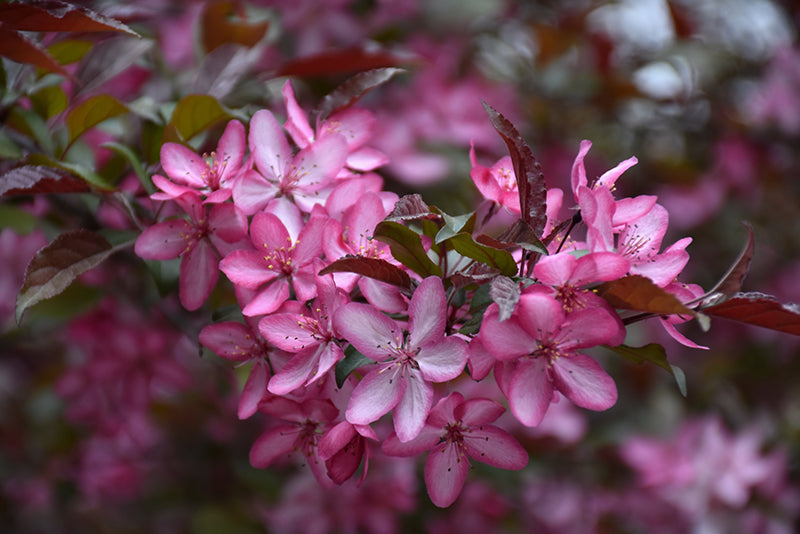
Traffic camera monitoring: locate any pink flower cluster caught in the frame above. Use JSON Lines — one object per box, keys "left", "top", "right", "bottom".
{"left": 134, "top": 81, "right": 700, "bottom": 507}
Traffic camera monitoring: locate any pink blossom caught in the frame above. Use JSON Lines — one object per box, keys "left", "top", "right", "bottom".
{"left": 249, "top": 396, "right": 340, "bottom": 486}
{"left": 318, "top": 420, "right": 378, "bottom": 485}
{"left": 135, "top": 191, "right": 248, "bottom": 310}
{"left": 282, "top": 81, "right": 389, "bottom": 174}
{"left": 480, "top": 291, "right": 620, "bottom": 426}
{"left": 233, "top": 109, "right": 347, "bottom": 214}
{"left": 258, "top": 270, "right": 347, "bottom": 394}
{"left": 219, "top": 204, "right": 326, "bottom": 316}
{"left": 469, "top": 143, "right": 520, "bottom": 213}
{"left": 333, "top": 276, "right": 468, "bottom": 442}
{"left": 152, "top": 119, "right": 246, "bottom": 203}
{"left": 382, "top": 392, "right": 528, "bottom": 507}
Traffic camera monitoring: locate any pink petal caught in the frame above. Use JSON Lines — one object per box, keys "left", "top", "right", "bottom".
{"left": 134, "top": 219, "right": 192, "bottom": 260}
{"left": 219, "top": 250, "right": 278, "bottom": 289}
{"left": 572, "top": 252, "right": 630, "bottom": 285}
{"left": 249, "top": 425, "right": 299, "bottom": 468}
{"left": 345, "top": 368, "right": 406, "bottom": 425}
{"left": 479, "top": 306, "right": 538, "bottom": 361}
{"left": 208, "top": 203, "right": 247, "bottom": 243}
{"left": 516, "top": 292, "right": 565, "bottom": 340}
{"left": 555, "top": 308, "right": 623, "bottom": 350}
{"left": 268, "top": 348, "right": 318, "bottom": 395}
{"left": 241, "top": 278, "right": 290, "bottom": 316}
{"left": 346, "top": 147, "right": 389, "bottom": 171}
{"left": 160, "top": 142, "right": 207, "bottom": 188}
{"left": 416, "top": 338, "right": 468, "bottom": 382}
{"left": 217, "top": 119, "right": 246, "bottom": 182}
{"left": 318, "top": 421, "right": 356, "bottom": 461}
{"left": 314, "top": 342, "right": 344, "bottom": 382}
{"left": 291, "top": 133, "right": 347, "bottom": 192}
{"left": 393, "top": 372, "right": 433, "bottom": 442}
{"left": 458, "top": 398, "right": 505, "bottom": 426}
{"left": 359, "top": 277, "right": 407, "bottom": 313}
{"left": 179, "top": 239, "right": 218, "bottom": 310}
{"left": 325, "top": 108, "right": 374, "bottom": 149}
{"left": 425, "top": 442, "right": 470, "bottom": 508}
{"left": 467, "top": 336, "right": 495, "bottom": 381}
{"left": 281, "top": 81, "right": 314, "bottom": 149}
{"left": 551, "top": 353, "right": 617, "bottom": 411}
{"left": 570, "top": 139, "right": 592, "bottom": 199}
{"left": 579, "top": 185, "right": 615, "bottom": 253}
{"left": 232, "top": 169, "right": 278, "bottom": 215}
{"left": 249, "top": 212, "right": 290, "bottom": 250}
{"left": 508, "top": 358, "right": 553, "bottom": 427}
{"left": 151, "top": 174, "right": 194, "bottom": 199}
{"left": 596, "top": 156, "right": 637, "bottom": 189}
{"left": 333, "top": 302, "right": 402, "bottom": 361}
{"left": 249, "top": 109, "right": 291, "bottom": 181}
{"left": 659, "top": 318, "right": 709, "bottom": 349}
{"left": 427, "top": 392, "right": 463, "bottom": 427}
{"left": 464, "top": 425, "right": 528, "bottom": 470}
{"left": 199, "top": 322, "right": 259, "bottom": 361}
{"left": 238, "top": 360, "right": 268, "bottom": 419}
{"left": 382, "top": 425, "right": 442, "bottom": 457}
{"left": 408, "top": 276, "right": 447, "bottom": 349}
{"left": 612, "top": 195, "right": 657, "bottom": 227}
{"left": 533, "top": 252, "right": 576, "bottom": 287}
{"left": 259, "top": 313, "right": 318, "bottom": 352}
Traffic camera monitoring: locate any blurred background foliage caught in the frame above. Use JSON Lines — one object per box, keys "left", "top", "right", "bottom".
{"left": 1, "top": 0, "right": 800, "bottom": 532}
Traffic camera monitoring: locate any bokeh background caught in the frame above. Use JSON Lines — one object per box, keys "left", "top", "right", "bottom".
{"left": 2, "top": 0, "right": 800, "bottom": 532}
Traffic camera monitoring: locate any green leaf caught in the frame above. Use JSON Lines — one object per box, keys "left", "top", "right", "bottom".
{"left": 433, "top": 210, "right": 475, "bottom": 244}
{"left": 374, "top": 220, "right": 442, "bottom": 278}
{"left": 165, "top": 94, "right": 233, "bottom": 143}
{"left": 0, "top": 128, "right": 22, "bottom": 160}
{"left": 448, "top": 233, "right": 518, "bottom": 276}
{"left": 604, "top": 343, "right": 687, "bottom": 397}
{"left": 66, "top": 94, "right": 128, "bottom": 147}
{"left": 30, "top": 84, "right": 68, "bottom": 119}
{"left": 335, "top": 345, "right": 373, "bottom": 388}
{"left": 47, "top": 39, "right": 94, "bottom": 65}
{"left": 8, "top": 107, "right": 55, "bottom": 156}
{"left": 0, "top": 204, "right": 37, "bottom": 233}
{"left": 100, "top": 141, "right": 152, "bottom": 193}
{"left": 16, "top": 230, "right": 128, "bottom": 324}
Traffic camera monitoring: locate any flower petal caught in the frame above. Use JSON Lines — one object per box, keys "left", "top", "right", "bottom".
{"left": 238, "top": 360, "right": 268, "bottom": 419}
{"left": 268, "top": 348, "right": 319, "bottom": 395}
{"left": 333, "top": 302, "right": 402, "bottom": 361}
{"left": 250, "top": 109, "right": 291, "bottom": 181}
{"left": 416, "top": 337, "right": 468, "bottom": 383}
{"left": 179, "top": 239, "right": 218, "bottom": 310}
{"left": 425, "top": 442, "right": 470, "bottom": 508}
{"left": 134, "top": 219, "right": 192, "bottom": 260}
{"left": 345, "top": 368, "right": 405, "bottom": 425}
{"left": 393, "top": 373, "right": 433, "bottom": 442}
{"left": 160, "top": 142, "right": 207, "bottom": 188}
{"left": 551, "top": 353, "right": 617, "bottom": 411}
{"left": 249, "top": 424, "right": 299, "bottom": 468}
{"left": 382, "top": 425, "right": 442, "bottom": 457}
{"left": 507, "top": 358, "right": 553, "bottom": 427}
{"left": 479, "top": 305, "right": 538, "bottom": 361}
{"left": 464, "top": 425, "right": 528, "bottom": 470}
{"left": 408, "top": 276, "right": 447, "bottom": 349}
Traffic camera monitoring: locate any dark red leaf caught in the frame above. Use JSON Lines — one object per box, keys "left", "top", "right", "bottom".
{"left": 384, "top": 194, "right": 435, "bottom": 223}
{"left": 703, "top": 292, "right": 800, "bottom": 336}
{"left": 319, "top": 256, "right": 412, "bottom": 291}
{"left": 0, "top": 24, "right": 70, "bottom": 77}
{"left": 477, "top": 219, "right": 548, "bottom": 254}
{"left": 596, "top": 275, "right": 695, "bottom": 317}
{"left": 316, "top": 67, "right": 405, "bottom": 123}
{"left": 699, "top": 222, "right": 754, "bottom": 306}
{"left": 0, "top": 1, "right": 139, "bottom": 35}
{"left": 75, "top": 36, "right": 152, "bottom": 95}
{"left": 16, "top": 230, "right": 115, "bottom": 323}
{"left": 482, "top": 102, "right": 547, "bottom": 236}
{"left": 200, "top": 0, "right": 269, "bottom": 54}
{"left": 1, "top": 165, "right": 89, "bottom": 196}
{"left": 277, "top": 47, "right": 410, "bottom": 78}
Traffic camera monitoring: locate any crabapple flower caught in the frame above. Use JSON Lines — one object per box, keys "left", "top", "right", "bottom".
{"left": 282, "top": 81, "right": 389, "bottom": 173}
{"left": 481, "top": 291, "right": 621, "bottom": 426}
{"left": 233, "top": 109, "right": 347, "bottom": 214}
{"left": 382, "top": 392, "right": 528, "bottom": 507}
{"left": 249, "top": 396, "right": 339, "bottom": 486}
{"left": 259, "top": 270, "right": 347, "bottom": 394}
{"left": 199, "top": 320, "right": 277, "bottom": 419}
{"left": 469, "top": 142, "right": 520, "bottom": 213}
{"left": 333, "top": 276, "right": 469, "bottom": 442}
{"left": 152, "top": 119, "right": 246, "bottom": 203}
{"left": 135, "top": 191, "right": 248, "bottom": 310}
{"left": 317, "top": 420, "right": 378, "bottom": 485}
{"left": 219, "top": 205, "right": 326, "bottom": 316}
